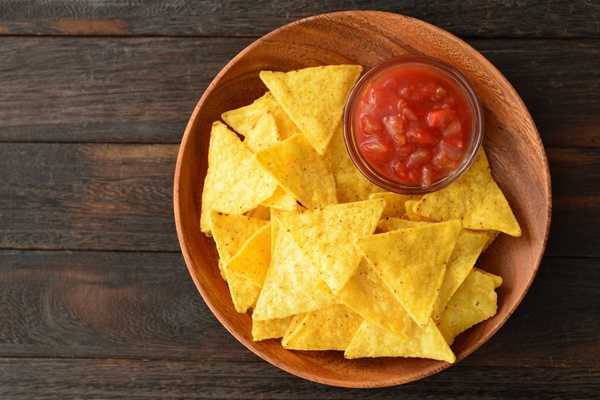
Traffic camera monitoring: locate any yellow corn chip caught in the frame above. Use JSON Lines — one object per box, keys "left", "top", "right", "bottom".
{"left": 478, "top": 269, "right": 504, "bottom": 289}
{"left": 226, "top": 272, "right": 261, "bottom": 313}
{"left": 414, "top": 149, "right": 521, "bottom": 236}
{"left": 276, "top": 199, "right": 385, "bottom": 294}
{"left": 438, "top": 268, "right": 502, "bottom": 345}
{"left": 339, "top": 260, "right": 442, "bottom": 341}
{"left": 209, "top": 211, "right": 268, "bottom": 265}
{"left": 324, "top": 125, "right": 383, "bottom": 202}
{"left": 200, "top": 122, "right": 277, "bottom": 233}
{"left": 405, "top": 200, "right": 427, "bottom": 221}
{"left": 221, "top": 92, "right": 301, "bottom": 140}
{"left": 377, "top": 217, "right": 427, "bottom": 232}
{"left": 282, "top": 304, "right": 362, "bottom": 351}
{"left": 260, "top": 65, "right": 363, "bottom": 154}
{"left": 431, "top": 230, "right": 495, "bottom": 321}
{"left": 243, "top": 112, "right": 280, "bottom": 152}
{"left": 228, "top": 223, "right": 271, "bottom": 286}
{"left": 245, "top": 205, "right": 271, "bottom": 220}
{"left": 357, "top": 220, "right": 462, "bottom": 326}
{"left": 369, "top": 192, "right": 421, "bottom": 218}
{"left": 344, "top": 320, "right": 455, "bottom": 363}
{"left": 256, "top": 134, "right": 336, "bottom": 209}
{"left": 251, "top": 316, "right": 293, "bottom": 341}
{"left": 253, "top": 218, "right": 334, "bottom": 320}
{"left": 261, "top": 186, "right": 298, "bottom": 211}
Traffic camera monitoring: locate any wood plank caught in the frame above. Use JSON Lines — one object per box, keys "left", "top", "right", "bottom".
{"left": 0, "top": 1, "right": 599, "bottom": 38}
{"left": 0, "top": 358, "right": 597, "bottom": 399}
{"left": 0, "top": 250, "right": 598, "bottom": 371}
{"left": 0, "top": 37, "right": 598, "bottom": 147}
{"left": 0, "top": 143, "right": 179, "bottom": 251}
{"left": 0, "top": 143, "right": 597, "bottom": 256}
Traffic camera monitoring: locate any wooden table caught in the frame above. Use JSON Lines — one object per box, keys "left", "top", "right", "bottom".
{"left": 1, "top": 2, "right": 598, "bottom": 398}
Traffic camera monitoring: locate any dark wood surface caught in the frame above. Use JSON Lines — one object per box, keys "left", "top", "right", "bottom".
{"left": 0, "top": 1, "right": 598, "bottom": 398}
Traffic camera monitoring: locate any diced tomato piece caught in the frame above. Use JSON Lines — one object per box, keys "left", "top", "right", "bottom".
{"left": 407, "top": 168, "right": 422, "bottom": 185}
{"left": 431, "top": 86, "right": 447, "bottom": 101}
{"left": 406, "top": 128, "right": 437, "bottom": 146}
{"left": 381, "top": 78, "right": 398, "bottom": 92}
{"left": 426, "top": 109, "right": 455, "bottom": 129}
{"left": 406, "top": 148, "right": 432, "bottom": 169}
{"left": 421, "top": 165, "right": 433, "bottom": 187}
{"left": 402, "top": 107, "right": 418, "bottom": 121}
{"left": 396, "top": 143, "right": 416, "bottom": 158}
{"left": 359, "top": 137, "right": 392, "bottom": 162}
{"left": 444, "top": 135, "right": 465, "bottom": 149}
{"left": 442, "top": 120, "right": 462, "bottom": 137}
{"left": 383, "top": 115, "right": 406, "bottom": 146}
{"left": 360, "top": 114, "right": 383, "bottom": 135}
{"left": 439, "top": 139, "right": 464, "bottom": 160}
{"left": 391, "top": 160, "right": 409, "bottom": 181}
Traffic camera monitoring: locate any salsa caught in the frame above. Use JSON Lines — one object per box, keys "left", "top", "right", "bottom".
{"left": 352, "top": 64, "right": 474, "bottom": 187}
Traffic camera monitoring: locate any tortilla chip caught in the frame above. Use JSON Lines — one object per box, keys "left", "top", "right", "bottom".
{"left": 261, "top": 186, "right": 298, "bottom": 211}
{"left": 438, "top": 268, "right": 502, "bottom": 345}
{"left": 478, "top": 269, "right": 504, "bottom": 289}
{"left": 282, "top": 304, "right": 362, "bottom": 351}
{"left": 245, "top": 205, "right": 271, "bottom": 220}
{"left": 405, "top": 200, "right": 427, "bottom": 221}
{"left": 260, "top": 65, "right": 363, "bottom": 154}
{"left": 344, "top": 320, "right": 455, "bottom": 363}
{"left": 200, "top": 122, "right": 277, "bottom": 233}
{"left": 377, "top": 217, "right": 427, "bottom": 232}
{"left": 256, "top": 134, "right": 336, "bottom": 209}
{"left": 252, "top": 316, "right": 293, "bottom": 341}
{"left": 209, "top": 211, "right": 268, "bottom": 265}
{"left": 252, "top": 218, "right": 334, "bottom": 320}
{"left": 324, "top": 125, "right": 383, "bottom": 202}
{"left": 221, "top": 92, "right": 301, "bottom": 140}
{"left": 276, "top": 199, "right": 385, "bottom": 294}
{"left": 414, "top": 149, "right": 521, "bottom": 236}
{"left": 357, "top": 220, "right": 462, "bottom": 326}
{"left": 431, "top": 230, "right": 495, "bottom": 321}
{"left": 226, "top": 272, "right": 262, "bottom": 313}
{"left": 369, "top": 192, "right": 421, "bottom": 218}
{"left": 228, "top": 223, "right": 271, "bottom": 286}
{"left": 242, "top": 112, "right": 280, "bottom": 152}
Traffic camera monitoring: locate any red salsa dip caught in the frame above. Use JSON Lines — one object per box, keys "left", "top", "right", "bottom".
{"left": 351, "top": 62, "right": 475, "bottom": 188}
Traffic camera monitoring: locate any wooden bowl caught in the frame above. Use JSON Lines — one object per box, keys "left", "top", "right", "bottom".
{"left": 173, "top": 11, "right": 551, "bottom": 388}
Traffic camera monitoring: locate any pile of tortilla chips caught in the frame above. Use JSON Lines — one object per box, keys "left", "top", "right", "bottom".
{"left": 200, "top": 64, "right": 521, "bottom": 363}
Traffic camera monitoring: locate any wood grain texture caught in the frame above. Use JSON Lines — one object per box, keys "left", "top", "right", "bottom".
{"left": 0, "top": 251, "right": 597, "bottom": 371}
{"left": 0, "top": 0, "right": 599, "bottom": 38}
{"left": 1, "top": 37, "right": 598, "bottom": 147}
{"left": 1, "top": 358, "right": 598, "bottom": 400}
{"left": 174, "top": 11, "right": 550, "bottom": 387}
{"left": 0, "top": 143, "right": 179, "bottom": 251}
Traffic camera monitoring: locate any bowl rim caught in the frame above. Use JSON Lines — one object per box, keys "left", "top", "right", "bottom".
{"left": 173, "top": 10, "right": 552, "bottom": 388}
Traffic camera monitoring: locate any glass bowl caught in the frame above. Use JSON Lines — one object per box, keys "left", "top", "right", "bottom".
{"left": 343, "top": 55, "right": 484, "bottom": 194}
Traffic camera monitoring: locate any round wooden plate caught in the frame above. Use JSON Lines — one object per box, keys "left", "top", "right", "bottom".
{"left": 173, "top": 11, "right": 551, "bottom": 388}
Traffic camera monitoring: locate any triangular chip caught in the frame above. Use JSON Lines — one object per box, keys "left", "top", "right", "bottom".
{"left": 405, "top": 200, "right": 427, "bottom": 221}
{"left": 344, "top": 320, "right": 455, "bottom": 363}
{"left": 357, "top": 220, "right": 462, "bottom": 326}
{"left": 277, "top": 199, "right": 385, "bottom": 293}
{"left": 261, "top": 186, "right": 298, "bottom": 211}
{"left": 431, "top": 230, "right": 495, "bottom": 321}
{"left": 242, "top": 112, "right": 280, "bottom": 152}
{"left": 256, "top": 134, "right": 336, "bottom": 209}
{"left": 209, "top": 211, "right": 268, "bottom": 266}
{"left": 369, "top": 192, "right": 421, "bottom": 218}
{"left": 339, "top": 260, "right": 442, "bottom": 341}
{"left": 282, "top": 304, "right": 362, "bottom": 351}
{"left": 252, "top": 218, "right": 334, "bottom": 320}
{"left": 414, "top": 149, "right": 521, "bottom": 236}
{"left": 228, "top": 223, "right": 271, "bottom": 286}
{"left": 251, "top": 316, "right": 293, "bottom": 342}
{"left": 260, "top": 65, "right": 363, "bottom": 154}
{"left": 200, "top": 122, "right": 277, "bottom": 233}
{"left": 226, "top": 272, "right": 261, "bottom": 313}
{"left": 438, "top": 268, "right": 502, "bottom": 345}
{"left": 221, "top": 92, "right": 301, "bottom": 141}
{"left": 324, "top": 125, "right": 383, "bottom": 202}
{"left": 377, "top": 217, "right": 427, "bottom": 232}
{"left": 245, "top": 205, "right": 270, "bottom": 220}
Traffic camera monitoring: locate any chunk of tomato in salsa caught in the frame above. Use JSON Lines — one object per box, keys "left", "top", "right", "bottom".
{"left": 353, "top": 64, "right": 473, "bottom": 187}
